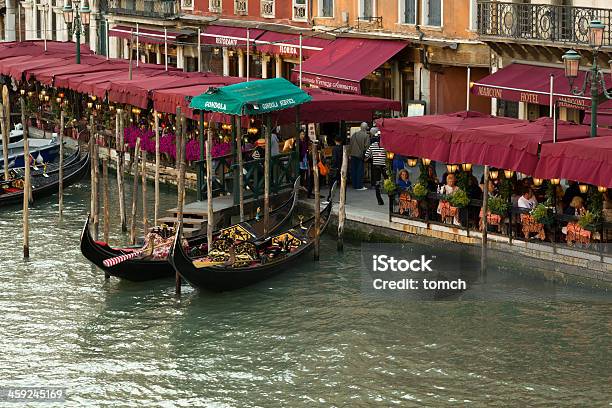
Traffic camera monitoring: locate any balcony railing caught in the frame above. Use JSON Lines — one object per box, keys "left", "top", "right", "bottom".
{"left": 356, "top": 16, "right": 382, "bottom": 30}
{"left": 109, "top": 0, "right": 178, "bottom": 19}
{"left": 234, "top": 0, "right": 247, "bottom": 15}
{"left": 477, "top": 1, "right": 612, "bottom": 47}
{"left": 261, "top": 0, "right": 274, "bottom": 18}
{"left": 209, "top": 0, "right": 222, "bottom": 13}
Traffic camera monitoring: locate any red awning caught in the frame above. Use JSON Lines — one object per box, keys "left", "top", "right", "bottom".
{"left": 583, "top": 99, "right": 612, "bottom": 127}
{"left": 378, "top": 111, "right": 519, "bottom": 163}
{"left": 471, "top": 63, "right": 608, "bottom": 109}
{"left": 200, "top": 25, "right": 265, "bottom": 49}
{"left": 534, "top": 136, "right": 612, "bottom": 187}
{"left": 109, "top": 25, "right": 185, "bottom": 45}
{"left": 292, "top": 38, "right": 408, "bottom": 94}
{"left": 274, "top": 88, "right": 401, "bottom": 124}
{"left": 448, "top": 117, "right": 612, "bottom": 175}
{"left": 31, "top": 57, "right": 110, "bottom": 85}
{"left": 255, "top": 32, "right": 331, "bottom": 59}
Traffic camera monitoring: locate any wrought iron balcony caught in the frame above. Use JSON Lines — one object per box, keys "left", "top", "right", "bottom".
{"left": 261, "top": 0, "right": 274, "bottom": 18}
{"left": 356, "top": 16, "right": 382, "bottom": 30}
{"left": 109, "top": 0, "right": 178, "bottom": 19}
{"left": 477, "top": 1, "right": 612, "bottom": 48}
{"left": 234, "top": 0, "right": 247, "bottom": 15}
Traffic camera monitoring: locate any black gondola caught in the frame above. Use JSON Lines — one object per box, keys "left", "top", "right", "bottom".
{"left": 79, "top": 178, "right": 301, "bottom": 282}
{"left": 169, "top": 182, "right": 336, "bottom": 292}
{"left": 0, "top": 147, "right": 89, "bottom": 207}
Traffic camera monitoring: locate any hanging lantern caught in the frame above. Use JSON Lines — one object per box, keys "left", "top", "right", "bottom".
{"left": 489, "top": 169, "right": 499, "bottom": 180}
{"left": 550, "top": 178, "right": 560, "bottom": 185}
{"left": 504, "top": 169, "right": 514, "bottom": 179}
{"left": 20, "top": 89, "right": 26, "bottom": 96}
{"left": 386, "top": 151, "right": 395, "bottom": 160}
{"left": 38, "top": 94, "right": 44, "bottom": 101}
{"left": 27, "top": 91, "right": 34, "bottom": 98}
{"left": 87, "top": 101, "right": 93, "bottom": 109}
{"left": 56, "top": 97, "right": 62, "bottom": 104}
{"left": 44, "top": 95, "right": 50, "bottom": 102}
{"left": 95, "top": 103, "right": 102, "bottom": 110}
{"left": 156, "top": 112, "right": 162, "bottom": 118}
{"left": 461, "top": 163, "right": 472, "bottom": 172}
{"left": 40, "top": 89, "right": 46, "bottom": 96}
{"left": 109, "top": 104, "right": 115, "bottom": 111}
{"left": 407, "top": 158, "right": 418, "bottom": 167}
{"left": 248, "top": 127, "right": 258, "bottom": 135}
{"left": 533, "top": 178, "right": 543, "bottom": 186}
{"left": 91, "top": 95, "right": 97, "bottom": 101}
{"left": 422, "top": 158, "right": 431, "bottom": 166}
{"left": 58, "top": 92, "right": 65, "bottom": 99}
{"left": 578, "top": 184, "right": 589, "bottom": 194}
{"left": 446, "top": 163, "right": 458, "bottom": 173}
{"left": 598, "top": 186, "right": 607, "bottom": 193}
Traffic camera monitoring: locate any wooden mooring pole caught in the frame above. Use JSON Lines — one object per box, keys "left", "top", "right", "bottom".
{"left": 58, "top": 111, "right": 64, "bottom": 220}
{"left": 312, "top": 141, "right": 320, "bottom": 260}
{"left": 175, "top": 109, "right": 185, "bottom": 297}
{"left": 0, "top": 101, "right": 8, "bottom": 181}
{"left": 206, "top": 127, "right": 214, "bottom": 252}
{"left": 2, "top": 86, "right": 10, "bottom": 181}
{"left": 90, "top": 116, "right": 99, "bottom": 240}
{"left": 102, "top": 153, "right": 111, "bottom": 281}
{"left": 234, "top": 116, "right": 245, "bottom": 221}
{"left": 263, "top": 116, "right": 271, "bottom": 234}
{"left": 129, "top": 137, "right": 141, "bottom": 245}
{"left": 154, "top": 110, "right": 160, "bottom": 226}
{"left": 141, "top": 149, "right": 148, "bottom": 233}
{"left": 481, "top": 165, "right": 489, "bottom": 275}
{"left": 20, "top": 98, "right": 30, "bottom": 259}
{"left": 116, "top": 111, "right": 127, "bottom": 232}
{"left": 337, "top": 145, "right": 348, "bottom": 251}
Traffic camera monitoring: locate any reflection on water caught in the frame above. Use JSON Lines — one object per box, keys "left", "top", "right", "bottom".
{"left": 0, "top": 177, "right": 610, "bottom": 406}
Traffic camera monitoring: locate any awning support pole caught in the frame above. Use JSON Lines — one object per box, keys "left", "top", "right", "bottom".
{"left": 234, "top": 115, "right": 245, "bottom": 221}
{"left": 246, "top": 28, "right": 250, "bottom": 82}
{"left": 136, "top": 23, "right": 140, "bottom": 67}
{"left": 466, "top": 66, "right": 471, "bottom": 110}
{"left": 299, "top": 33, "right": 303, "bottom": 89}
{"left": 164, "top": 28, "right": 168, "bottom": 72}
{"left": 264, "top": 115, "right": 271, "bottom": 234}
{"left": 198, "top": 113, "right": 205, "bottom": 201}
{"left": 198, "top": 28, "right": 202, "bottom": 72}
{"left": 549, "top": 74, "right": 554, "bottom": 117}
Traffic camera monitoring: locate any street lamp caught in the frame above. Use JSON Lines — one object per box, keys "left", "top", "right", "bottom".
{"left": 562, "top": 20, "right": 612, "bottom": 138}
{"left": 63, "top": 0, "right": 91, "bottom": 64}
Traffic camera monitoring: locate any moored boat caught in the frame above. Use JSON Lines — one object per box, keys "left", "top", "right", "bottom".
{"left": 0, "top": 147, "right": 89, "bottom": 207}
{"left": 80, "top": 178, "right": 301, "bottom": 282}
{"left": 0, "top": 137, "right": 60, "bottom": 168}
{"left": 169, "top": 182, "right": 335, "bottom": 292}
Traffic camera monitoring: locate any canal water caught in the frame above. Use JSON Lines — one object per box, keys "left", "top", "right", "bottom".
{"left": 0, "top": 175, "right": 610, "bottom": 407}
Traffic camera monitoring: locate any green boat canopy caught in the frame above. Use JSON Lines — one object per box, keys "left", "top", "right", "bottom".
{"left": 189, "top": 77, "right": 312, "bottom": 116}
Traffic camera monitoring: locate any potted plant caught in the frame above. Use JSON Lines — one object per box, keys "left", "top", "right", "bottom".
{"left": 531, "top": 203, "right": 554, "bottom": 226}
{"left": 578, "top": 210, "right": 598, "bottom": 232}
{"left": 484, "top": 195, "right": 508, "bottom": 225}
{"left": 383, "top": 178, "right": 397, "bottom": 195}
{"left": 448, "top": 188, "right": 470, "bottom": 209}
{"left": 410, "top": 183, "right": 429, "bottom": 201}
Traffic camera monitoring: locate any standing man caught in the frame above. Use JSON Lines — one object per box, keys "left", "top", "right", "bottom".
{"left": 365, "top": 130, "right": 387, "bottom": 205}
{"left": 349, "top": 122, "right": 370, "bottom": 190}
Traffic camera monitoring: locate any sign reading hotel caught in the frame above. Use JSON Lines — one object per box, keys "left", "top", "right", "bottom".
{"left": 473, "top": 84, "right": 590, "bottom": 109}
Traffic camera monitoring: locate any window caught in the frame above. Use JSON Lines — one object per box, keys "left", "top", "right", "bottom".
{"left": 181, "top": 0, "right": 194, "bottom": 10}
{"left": 399, "top": 0, "right": 416, "bottom": 24}
{"left": 234, "top": 0, "right": 247, "bottom": 15}
{"left": 360, "top": 0, "right": 374, "bottom": 18}
{"left": 261, "top": 0, "right": 274, "bottom": 17}
{"left": 209, "top": 0, "right": 222, "bottom": 13}
{"left": 319, "top": 0, "right": 333, "bottom": 17}
{"left": 293, "top": 0, "right": 307, "bottom": 21}
{"left": 425, "top": 0, "right": 442, "bottom": 27}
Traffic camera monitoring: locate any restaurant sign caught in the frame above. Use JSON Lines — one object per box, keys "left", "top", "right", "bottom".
{"left": 472, "top": 84, "right": 590, "bottom": 109}
{"left": 300, "top": 73, "right": 360, "bottom": 94}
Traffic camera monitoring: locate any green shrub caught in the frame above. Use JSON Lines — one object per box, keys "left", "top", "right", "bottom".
{"left": 578, "top": 210, "right": 599, "bottom": 231}
{"left": 411, "top": 183, "right": 429, "bottom": 200}
{"left": 531, "top": 203, "right": 554, "bottom": 226}
{"left": 383, "top": 178, "right": 396, "bottom": 194}
{"left": 448, "top": 189, "right": 470, "bottom": 208}
{"left": 488, "top": 195, "right": 509, "bottom": 216}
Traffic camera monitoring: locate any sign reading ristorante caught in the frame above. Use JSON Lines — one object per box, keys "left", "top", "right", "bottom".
{"left": 473, "top": 84, "right": 590, "bottom": 109}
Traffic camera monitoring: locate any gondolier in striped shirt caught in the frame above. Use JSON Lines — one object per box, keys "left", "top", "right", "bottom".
{"left": 365, "top": 129, "right": 387, "bottom": 206}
